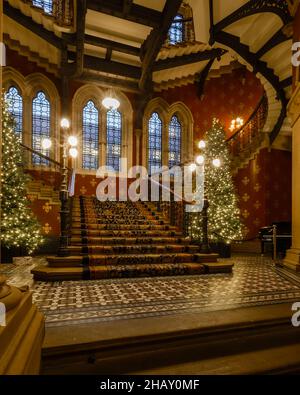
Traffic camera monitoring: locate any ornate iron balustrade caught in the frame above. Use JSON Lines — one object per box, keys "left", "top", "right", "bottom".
{"left": 226, "top": 94, "right": 268, "bottom": 166}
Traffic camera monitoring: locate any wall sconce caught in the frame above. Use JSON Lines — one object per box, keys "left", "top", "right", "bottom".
{"left": 229, "top": 117, "right": 244, "bottom": 132}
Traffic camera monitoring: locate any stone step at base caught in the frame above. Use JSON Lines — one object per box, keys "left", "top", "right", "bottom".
{"left": 47, "top": 253, "right": 203, "bottom": 267}
{"left": 31, "top": 262, "right": 206, "bottom": 281}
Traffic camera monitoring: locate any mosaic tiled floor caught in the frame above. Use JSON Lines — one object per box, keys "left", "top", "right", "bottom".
{"left": 1, "top": 255, "right": 300, "bottom": 327}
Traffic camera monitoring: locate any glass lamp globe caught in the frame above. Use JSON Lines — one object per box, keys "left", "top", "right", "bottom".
{"left": 61, "top": 118, "right": 70, "bottom": 129}
{"left": 41, "top": 138, "right": 52, "bottom": 150}
{"left": 69, "top": 147, "right": 78, "bottom": 158}
{"left": 68, "top": 136, "right": 78, "bottom": 147}
{"left": 196, "top": 155, "right": 204, "bottom": 165}
{"left": 189, "top": 163, "right": 197, "bottom": 172}
{"left": 102, "top": 97, "right": 120, "bottom": 110}
{"left": 198, "top": 140, "right": 206, "bottom": 149}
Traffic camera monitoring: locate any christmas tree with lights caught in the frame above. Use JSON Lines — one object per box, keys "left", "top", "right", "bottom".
{"left": 1, "top": 98, "right": 43, "bottom": 254}
{"left": 190, "top": 118, "right": 243, "bottom": 243}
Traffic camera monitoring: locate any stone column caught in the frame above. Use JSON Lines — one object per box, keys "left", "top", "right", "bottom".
{"left": 284, "top": 84, "right": 300, "bottom": 271}
{"left": 135, "top": 128, "right": 142, "bottom": 167}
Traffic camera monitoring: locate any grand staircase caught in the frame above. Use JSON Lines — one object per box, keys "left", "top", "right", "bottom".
{"left": 32, "top": 197, "right": 229, "bottom": 281}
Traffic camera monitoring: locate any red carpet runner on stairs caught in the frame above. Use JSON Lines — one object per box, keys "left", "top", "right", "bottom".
{"left": 32, "top": 196, "right": 221, "bottom": 281}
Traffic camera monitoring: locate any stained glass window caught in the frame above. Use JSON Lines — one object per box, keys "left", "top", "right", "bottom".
{"left": 5, "top": 86, "right": 23, "bottom": 140}
{"left": 148, "top": 112, "right": 162, "bottom": 175}
{"left": 168, "top": 14, "right": 184, "bottom": 45}
{"left": 168, "top": 115, "right": 181, "bottom": 168}
{"left": 82, "top": 100, "right": 99, "bottom": 170}
{"left": 32, "top": 91, "right": 51, "bottom": 165}
{"left": 106, "top": 109, "right": 122, "bottom": 172}
{"left": 32, "top": 0, "right": 53, "bottom": 14}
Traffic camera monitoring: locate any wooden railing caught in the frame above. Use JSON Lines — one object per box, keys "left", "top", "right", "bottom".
{"left": 226, "top": 94, "right": 268, "bottom": 164}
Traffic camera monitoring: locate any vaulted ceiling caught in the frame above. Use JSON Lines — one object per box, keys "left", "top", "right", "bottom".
{"left": 3, "top": 0, "right": 297, "bottom": 141}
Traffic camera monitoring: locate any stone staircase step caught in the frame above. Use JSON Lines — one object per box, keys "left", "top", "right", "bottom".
{"left": 71, "top": 229, "right": 182, "bottom": 237}
{"left": 47, "top": 253, "right": 200, "bottom": 267}
{"left": 68, "top": 244, "right": 200, "bottom": 255}
{"left": 32, "top": 262, "right": 205, "bottom": 281}
{"left": 32, "top": 197, "right": 226, "bottom": 281}
{"left": 71, "top": 223, "right": 177, "bottom": 231}
{"left": 70, "top": 236, "right": 192, "bottom": 245}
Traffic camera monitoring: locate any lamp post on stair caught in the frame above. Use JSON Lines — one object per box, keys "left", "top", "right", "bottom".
{"left": 41, "top": 118, "right": 78, "bottom": 257}
{"left": 193, "top": 140, "right": 221, "bottom": 254}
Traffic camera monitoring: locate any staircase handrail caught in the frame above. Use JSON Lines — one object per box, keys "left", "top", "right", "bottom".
{"left": 226, "top": 93, "right": 268, "bottom": 143}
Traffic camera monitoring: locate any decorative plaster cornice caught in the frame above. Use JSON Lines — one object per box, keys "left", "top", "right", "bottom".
{"left": 287, "top": 82, "right": 300, "bottom": 126}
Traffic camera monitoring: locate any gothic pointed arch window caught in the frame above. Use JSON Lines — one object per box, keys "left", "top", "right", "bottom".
{"left": 32, "top": 91, "right": 51, "bottom": 165}
{"left": 32, "top": 0, "right": 53, "bottom": 14}
{"left": 148, "top": 112, "right": 162, "bottom": 175}
{"left": 5, "top": 86, "right": 23, "bottom": 140}
{"left": 168, "top": 14, "right": 184, "bottom": 45}
{"left": 106, "top": 109, "right": 122, "bottom": 172}
{"left": 168, "top": 115, "right": 181, "bottom": 167}
{"left": 82, "top": 100, "right": 99, "bottom": 170}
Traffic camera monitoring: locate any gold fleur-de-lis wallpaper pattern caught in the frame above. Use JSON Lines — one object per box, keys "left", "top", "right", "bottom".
{"left": 234, "top": 148, "right": 291, "bottom": 238}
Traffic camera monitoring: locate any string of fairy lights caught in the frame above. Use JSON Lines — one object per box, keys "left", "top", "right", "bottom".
{"left": 1, "top": 98, "right": 44, "bottom": 254}
{"left": 189, "top": 118, "right": 243, "bottom": 244}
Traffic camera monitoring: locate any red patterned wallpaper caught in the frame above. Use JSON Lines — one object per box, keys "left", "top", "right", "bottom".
{"left": 235, "top": 148, "right": 291, "bottom": 238}
{"left": 157, "top": 68, "right": 264, "bottom": 143}
{"left": 27, "top": 196, "right": 60, "bottom": 237}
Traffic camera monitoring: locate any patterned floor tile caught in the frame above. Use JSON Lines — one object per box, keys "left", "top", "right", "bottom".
{"left": 1, "top": 254, "right": 300, "bottom": 327}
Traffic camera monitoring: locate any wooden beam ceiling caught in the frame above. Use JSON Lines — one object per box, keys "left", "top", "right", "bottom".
{"left": 196, "top": 58, "right": 215, "bottom": 98}
{"left": 78, "top": 73, "right": 140, "bottom": 93}
{"left": 139, "top": 0, "right": 183, "bottom": 91}
{"left": 153, "top": 48, "right": 226, "bottom": 71}
{"left": 87, "top": 0, "right": 161, "bottom": 28}
{"left": 84, "top": 34, "right": 140, "bottom": 57}
{"left": 123, "top": 0, "right": 133, "bottom": 16}
{"left": 68, "top": 52, "right": 141, "bottom": 79}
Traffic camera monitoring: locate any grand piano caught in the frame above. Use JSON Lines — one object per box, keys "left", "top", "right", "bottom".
{"left": 259, "top": 222, "right": 292, "bottom": 258}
